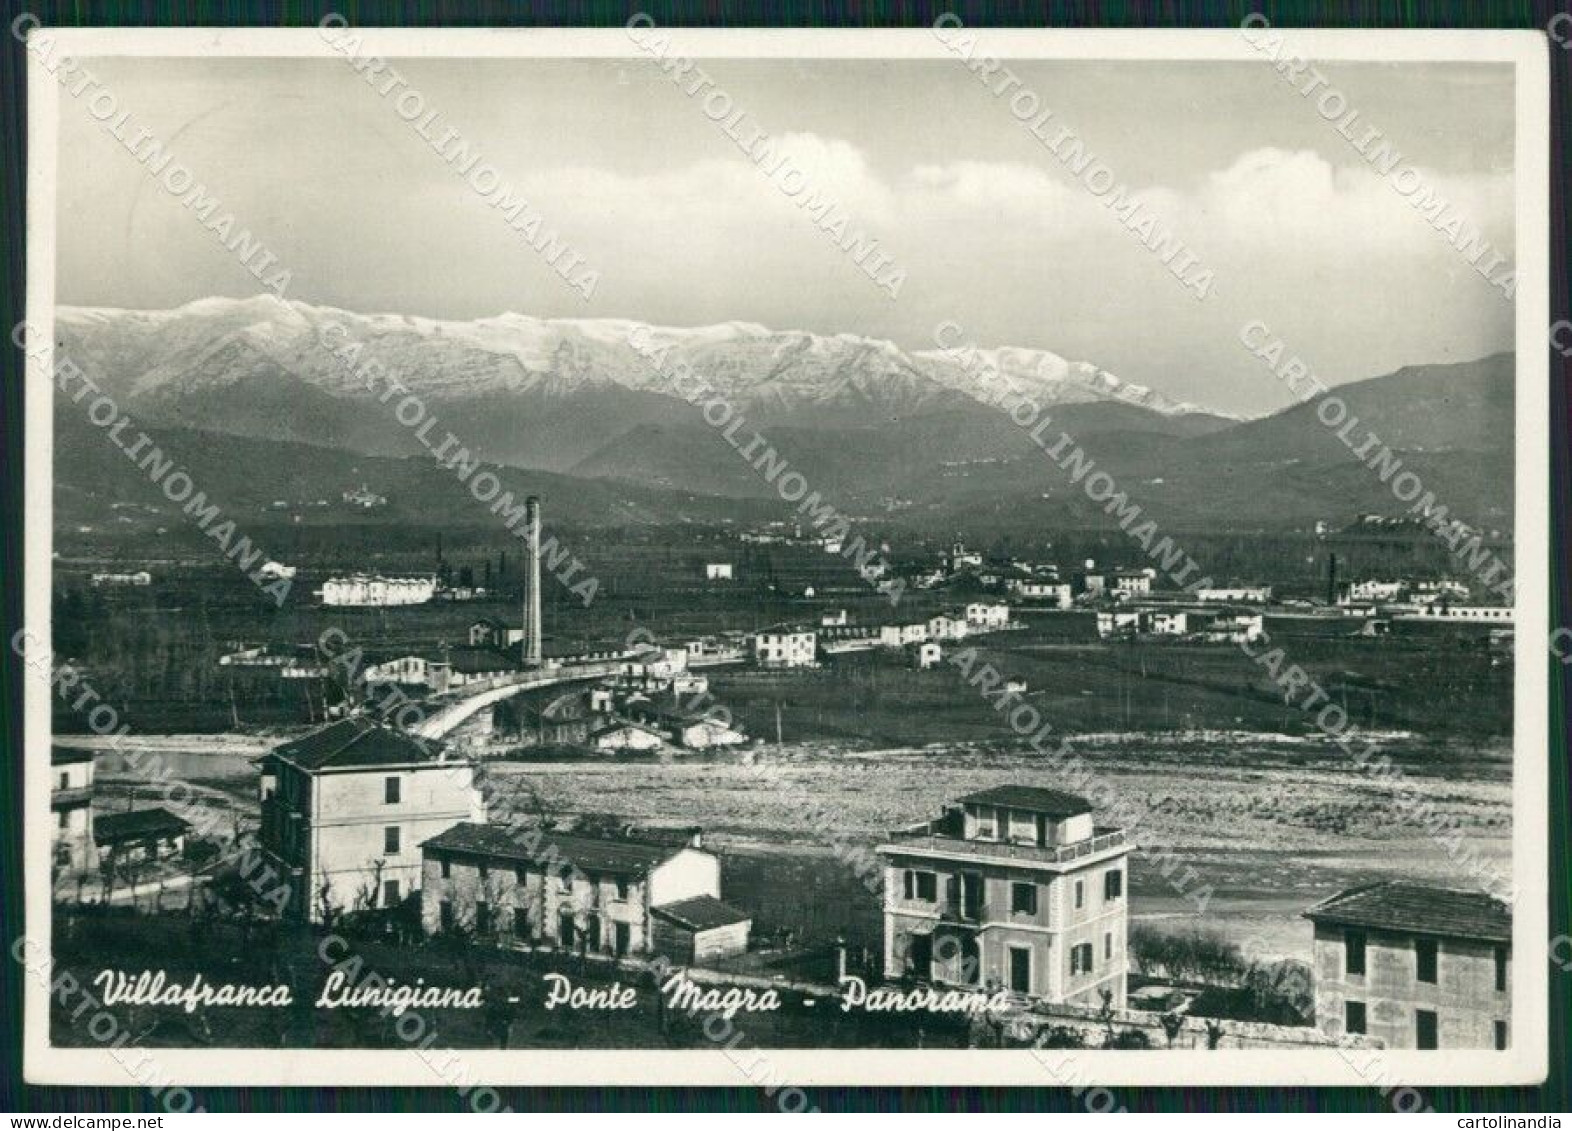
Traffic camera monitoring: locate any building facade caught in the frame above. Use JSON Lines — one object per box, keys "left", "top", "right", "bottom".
{"left": 876, "top": 786, "right": 1130, "bottom": 1008}
{"left": 52, "top": 748, "right": 96, "bottom": 871}
{"left": 258, "top": 718, "right": 484, "bottom": 920}
{"left": 965, "top": 603, "right": 1011, "bottom": 630}
{"left": 419, "top": 823, "right": 749, "bottom": 964}
{"left": 1305, "top": 881, "right": 1511, "bottom": 1050}
{"left": 752, "top": 627, "right": 818, "bottom": 668}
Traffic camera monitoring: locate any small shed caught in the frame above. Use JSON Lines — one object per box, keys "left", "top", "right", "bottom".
{"left": 95, "top": 807, "right": 191, "bottom": 866}
{"left": 651, "top": 895, "right": 753, "bottom": 965}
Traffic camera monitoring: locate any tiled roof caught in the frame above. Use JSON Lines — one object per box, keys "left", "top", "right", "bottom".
{"left": 1304, "top": 881, "right": 1512, "bottom": 943}
{"left": 269, "top": 717, "right": 445, "bottom": 771}
{"left": 422, "top": 821, "right": 685, "bottom": 877}
{"left": 956, "top": 785, "right": 1093, "bottom": 817}
{"left": 653, "top": 895, "right": 752, "bottom": 933}
{"left": 95, "top": 807, "right": 190, "bottom": 845}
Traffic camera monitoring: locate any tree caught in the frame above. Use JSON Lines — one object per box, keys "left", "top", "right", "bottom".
{"left": 1104, "top": 1028, "right": 1153, "bottom": 1050}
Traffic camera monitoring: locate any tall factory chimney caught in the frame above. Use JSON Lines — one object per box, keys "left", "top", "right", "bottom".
{"left": 523, "top": 496, "right": 543, "bottom": 667}
{"left": 1326, "top": 552, "right": 1339, "bottom": 607}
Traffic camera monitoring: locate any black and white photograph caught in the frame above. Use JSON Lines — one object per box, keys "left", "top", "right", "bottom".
{"left": 15, "top": 21, "right": 1551, "bottom": 1096}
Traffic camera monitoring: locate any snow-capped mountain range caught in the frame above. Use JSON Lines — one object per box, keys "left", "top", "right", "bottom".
{"left": 55, "top": 296, "right": 1228, "bottom": 444}
{"left": 49, "top": 298, "right": 1513, "bottom": 530}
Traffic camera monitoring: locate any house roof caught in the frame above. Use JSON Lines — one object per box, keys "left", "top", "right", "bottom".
{"left": 652, "top": 895, "right": 752, "bottom": 933}
{"left": 51, "top": 747, "right": 95, "bottom": 766}
{"left": 95, "top": 807, "right": 190, "bottom": 845}
{"left": 445, "top": 646, "right": 520, "bottom": 674}
{"left": 422, "top": 821, "right": 688, "bottom": 877}
{"left": 956, "top": 785, "right": 1094, "bottom": 818}
{"left": 1304, "top": 881, "right": 1512, "bottom": 943}
{"left": 268, "top": 717, "right": 446, "bottom": 772}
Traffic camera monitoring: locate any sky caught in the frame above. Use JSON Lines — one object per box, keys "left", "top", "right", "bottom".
{"left": 53, "top": 55, "right": 1516, "bottom": 415}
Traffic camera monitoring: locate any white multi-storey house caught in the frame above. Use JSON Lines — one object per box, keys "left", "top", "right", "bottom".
{"left": 877, "top": 786, "right": 1130, "bottom": 1008}
{"left": 258, "top": 718, "right": 485, "bottom": 920}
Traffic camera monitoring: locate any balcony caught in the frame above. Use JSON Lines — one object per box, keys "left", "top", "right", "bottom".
{"left": 880, "top": 827, "right": 1127, "bottom": 867}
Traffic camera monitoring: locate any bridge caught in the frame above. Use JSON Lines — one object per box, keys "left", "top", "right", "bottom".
{"left": 410, "top": 650, "right": 749, "bottom": 740}
{"left": 411, "top": 659, "right": 626, "bottom": 740}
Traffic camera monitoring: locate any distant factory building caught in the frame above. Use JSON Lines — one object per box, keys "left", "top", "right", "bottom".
{"left": 1398, "top": 606, "right": 1514, "bottom": 624}
{"left": 1194, "top": 586, "right": 1272, "bottom": 604}
{"left": 90, "top": 570, "right": 152, "bottom": 587}
{"left": 319, "top": 574, "right": 437, "bottom": 607}
{"left": 1305, "top": 881, "right": 1511, "bottom": 1050}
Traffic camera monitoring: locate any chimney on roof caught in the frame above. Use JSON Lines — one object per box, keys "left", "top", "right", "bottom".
{"left": 523, "top": 496, "right": 543, "bottom": 667}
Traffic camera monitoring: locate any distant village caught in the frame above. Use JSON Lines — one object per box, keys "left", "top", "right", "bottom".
{"left": 51, "top": 497, "right": 1514, "bottom": 1051}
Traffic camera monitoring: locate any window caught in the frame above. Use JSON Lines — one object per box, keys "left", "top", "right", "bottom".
{"left": 1345, "top": 1001, "right": 1367, "bottom": 1035}
{"left": 57, "top": 809, "right": 67, "bottom": 830}
{"left": 383, "top": 879, "right": 400, "bottom": 907}
{"left": 1010, "top": 882, "right": 1038, "bottom": 915}
{"left": 59, "top": 772, "right": 69, "bottom": 789}
{"left": 557, "top": 869, "right": 573, "bottom": 893}
{"left": 1105, "top": 932, "right": 1113, "bottom": 960}
{"left": 1074, "top": 881, "right": 1084, "bottom": 910}
{"left": 479, "top": 864, "right": 489, "bottom": 883}
{"left": 1345, "top": 930, "right": 1366, "bottom": 976}
{"left": 974, "top": 807, "right": 997, "bottom": 839}
{"left": 1415, "top": 938, "right": 1437, "bottom": 984}
{"left": 1070, "top": 942, "right": 1094, "bottom": 976}
{"left": 384, "top": 776, "right": 400, "bottom": 804}
{"left": 476, "top": 901, "right": 491, "bottom": 934}
{"left": 383, "top": 827, "right": 401, "bottom": 855}
{"left": 440, "top": 857, "right": 451, "bottom": 879}
{"left": 1104, "top": 869, "right": 1123, "bottom": 900}
{"left": 615, "top": 877, "right": 631, "bottom": 901}
{"left": 1494, "top": 1020, "right": 1508, "bottom": 1050}
{"left": 516, "top": 865, "right": 528, "bottom": 884}
{"left": 439, "top": 900, "right": 454, "bottom": 931}
{"left": 1494, "top": 946, "right": 1508, "bottom": 992}
{"left": 514, "top": 908, "right": 529, "bottom": 937}
{"left": 1416, "top": 1009, "right": 1438, "bottom": 1050}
